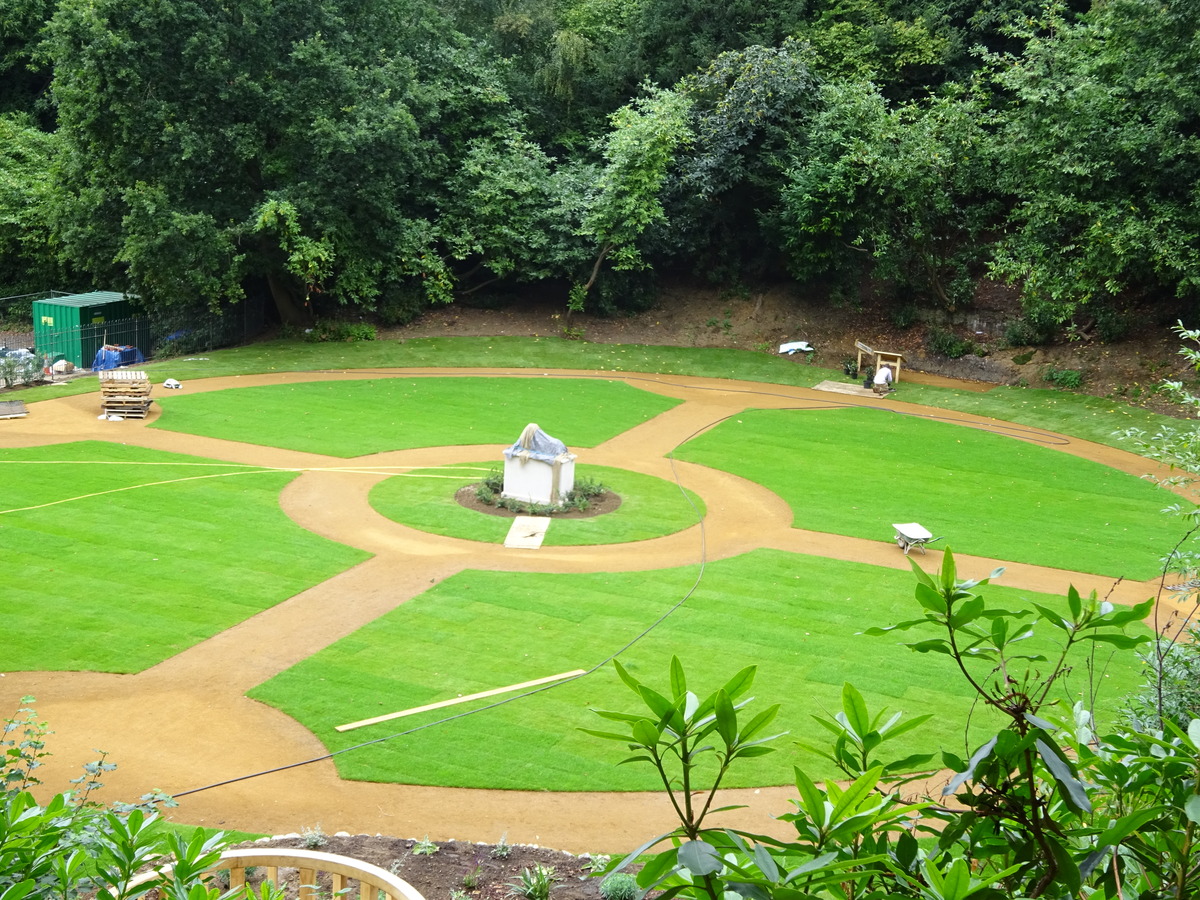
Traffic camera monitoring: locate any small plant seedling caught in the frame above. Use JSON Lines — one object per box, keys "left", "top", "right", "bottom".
{"left": 300, "top": 824, "right": 327, "bottom": 849}
{"left": 412, "top": 835, "right": 439, "bottom": 855}
{"left": 462, "top": 865, "right": 483, "bottom": 890}
{"left": 599, "top": 873, "right": 638, "bottom": 900}
{"left": 507, "top": 864, "right": 557, "bottom": 900}
{"left": 490, "top": 834, "right": 512, "bottom": 859}
{"left": 582, "top": 854, "right": 610, "bottom": 874}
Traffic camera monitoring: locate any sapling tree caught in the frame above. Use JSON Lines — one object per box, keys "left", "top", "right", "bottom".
{"left": 1116, "top": 321, "right": 1200, "bottom": 731}
{"left": 586, "top": 658, "right": 923, "bottom": 900}
{"left": 865, "top": 550, "right": 1153, "bottom": 897}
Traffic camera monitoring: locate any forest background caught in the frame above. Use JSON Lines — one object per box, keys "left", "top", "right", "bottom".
{"left": 0, "top": 0, "right": 1197, "bottom": 351}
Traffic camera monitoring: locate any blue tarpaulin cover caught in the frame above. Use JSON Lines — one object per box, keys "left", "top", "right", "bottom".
{"left": 503, "top": 423, "right": 569, "bottom": 462}
{"left": 92, "top": 346, "right": 145, "bottom": 370}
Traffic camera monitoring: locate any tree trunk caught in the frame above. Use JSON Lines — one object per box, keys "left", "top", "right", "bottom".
{"left": 566, "top": 241, "right": 614, "bottom": 327}
{"left": 266, "top": 271, "right": 312, "bottom": 327}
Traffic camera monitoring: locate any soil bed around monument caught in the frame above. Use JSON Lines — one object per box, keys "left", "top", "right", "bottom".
{"left": 454, "top": 485, "right": 622, "bottom": 518}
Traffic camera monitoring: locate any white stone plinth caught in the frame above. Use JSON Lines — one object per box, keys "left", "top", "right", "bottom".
{"left": 501, "top": 453, "right": 576, "bottom": 506}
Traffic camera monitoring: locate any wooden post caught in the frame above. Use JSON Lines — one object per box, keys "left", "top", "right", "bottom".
{"left": 854, "top": 340, "right": 875, "bottom": 376}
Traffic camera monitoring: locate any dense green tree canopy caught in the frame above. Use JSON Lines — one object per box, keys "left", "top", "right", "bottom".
{"left": 44, "top": 0, "right": 514, "bottom": 322}
{"left": 780, "top": 81, "right": 998, "bottom": 308}
{"left": 0, "top": 0, "right": 1195, "bottom": 331}
{"left": 988, "top": 0, "right": 1200, "bottom": 323}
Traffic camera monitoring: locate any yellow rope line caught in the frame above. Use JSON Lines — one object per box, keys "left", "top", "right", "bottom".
{"left": 0, "top": 469, "right": 283, "bottom": 515}
{"left": 0, "top": 461, "right": 490, "bottom": 515}
{"left": 0, "top": 460, "right": 495, "bottom": 472}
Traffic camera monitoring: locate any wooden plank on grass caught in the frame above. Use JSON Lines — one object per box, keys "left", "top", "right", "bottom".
{"left": 335, "top": 669, "right": 587, "bottom": 732}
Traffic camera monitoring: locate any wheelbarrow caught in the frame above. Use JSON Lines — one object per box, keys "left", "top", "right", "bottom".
{"left": 892, "top": 522, "right": 943, "bottom": 555}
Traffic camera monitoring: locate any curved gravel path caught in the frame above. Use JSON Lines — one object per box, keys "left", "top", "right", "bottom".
{"left": 0, "top": 368, "right": 1175, "bottom": 852}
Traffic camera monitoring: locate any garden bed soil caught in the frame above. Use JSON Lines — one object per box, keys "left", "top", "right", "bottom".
{"left": 231, "top": 835, "right": 615, "bottom": 900}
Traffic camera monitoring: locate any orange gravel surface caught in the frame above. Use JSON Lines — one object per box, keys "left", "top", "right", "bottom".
{"left": 0, "top": 368, "right": 1178, "bottom": 852}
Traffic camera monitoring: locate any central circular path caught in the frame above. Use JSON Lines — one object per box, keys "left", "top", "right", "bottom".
{"left": 0, "top": 368, "right": 1170, "bottom": 852}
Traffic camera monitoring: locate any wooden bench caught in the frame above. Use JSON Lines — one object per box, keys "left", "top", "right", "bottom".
{"left": 131, "top": 847, "right": 427, "bottom": 900}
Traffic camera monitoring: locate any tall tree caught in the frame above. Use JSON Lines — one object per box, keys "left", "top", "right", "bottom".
{"left": 988, "top": 0, "right": 1200, "bottom": 325}
{"left": 571, "top": 85, "right": 692, "bottom": 312}
{"left": 664, "top": 38, "right": 818, "bottom": 280}
{"left": 0, "top": 0, "right": 54, "bottom": 119}
{"left": 440, "top": 128, "right": 591, "bottom": 294}
{"left": 45, "top": 0, "right": 511, "bottom": 323}
{"left": 779, "top": 80, "right": 998, "bottom": 308}
{"left": 634, "top": 0, "right": 808, "bottom": 87}
{"left": 0, "top": 114, "right": 69, "bottom": 309}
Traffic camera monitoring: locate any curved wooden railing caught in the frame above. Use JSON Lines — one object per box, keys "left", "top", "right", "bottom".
{"left": 132, "top": 847, "right": 427, "bottom": 900}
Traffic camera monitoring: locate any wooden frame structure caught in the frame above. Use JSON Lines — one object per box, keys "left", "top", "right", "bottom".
{"left": 855, "top": 340, "right": 905, "bottom": 382}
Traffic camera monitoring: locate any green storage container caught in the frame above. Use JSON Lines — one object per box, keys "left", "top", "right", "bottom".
{"left": 32, "top": 292, "right": 147, "bottom": 368}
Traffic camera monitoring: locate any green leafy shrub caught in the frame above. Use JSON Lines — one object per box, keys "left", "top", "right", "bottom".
{"left": 304, "top": 320, "right": 377, "bottom": 342}
{"left": 376, "top": 284, "right": 428, "bottom": 327}
{"left": 496, "top": 497, "right": 557, "bottom": 515}
{"left": 2, "top": 699, "right": 275, "bottom": 900}
{"left": 599, "top": 873, "right": 638, "bottom": 900}
{"left": 890, "top": 303, "right": 920, "bottom": 329}
{"left": 0, "top": 354, "right": 40, "bottom": 388}
{"left": 1004, "top": 316, "right": 1053, "bottom": 346}
{"left": 564, "top": 476, "right": 607, "bottom": 512}
{"left": 1044, "top": 365, "right": 1084, "bottom": 389}
{"left": 926, "top": 327, "right": 973, "bottom": 358}
{"left": 593, "top": 554, "right": 1199, "bottom": 900}
{"left": 1093, "top": 305, "right": 1133, "bottom": 343}
{"left": 841, "top": 357, "right": 859, "bottom": 378}
{"left": 474, "top": 470, "right": 609, "bottom": 515}
{"left": 1126, "top": 627, "right": 1200, "bottom": 731}
{"left": 592, "top": 270, "right": 657, "bottom": 317}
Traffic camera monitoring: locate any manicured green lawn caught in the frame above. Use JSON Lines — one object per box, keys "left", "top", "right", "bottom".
{"left": 151, "top": 377, "right": 680, "bottom": 457}
{"left": 0, "top": 441, "right": 368, "bottom": 672}
{"left": 21, "top": 335, "right": 1180, "bottom": 454}
{"left": 369, "top": 463, "right": 705, "bottom": 545}
{"left": 674, "top": 407, "right": 1179, "bottom": 579}
{"left": 12, "top": 345, "right": 1183, "bottom": 797}
{"left": 248, "top": 549, "right": 1151, "bottom": 791}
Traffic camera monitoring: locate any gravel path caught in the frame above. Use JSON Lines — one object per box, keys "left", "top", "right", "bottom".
{"left": 0, "top": 368, "right": 1175, "bottom": 852}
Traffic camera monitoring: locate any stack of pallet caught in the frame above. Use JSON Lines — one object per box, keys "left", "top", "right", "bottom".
{"left": 99, "top": 370, "right": 152, "bottom": 418}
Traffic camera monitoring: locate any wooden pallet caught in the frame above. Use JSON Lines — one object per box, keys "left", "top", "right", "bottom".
{"left": 102, "top": 383, "right": 151, "bottom": 396}
{"left": 0, "top": 400, "right": 27, "bottom": 419}
{"left": 99, "top": 370, "right": 151, "bottom": 417}
{"left": 100, "top": 404, "right": 151, "bottom": 419}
